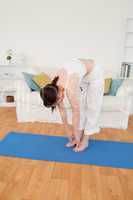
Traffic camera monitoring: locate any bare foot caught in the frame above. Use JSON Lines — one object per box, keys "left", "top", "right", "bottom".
{"left": 65, "top": 140, "right": 77, "bottom": 148}
{"left": 73, "top": 135, "right": 89, "bottom": 152}
{"left": 65, "top": 130, "right": 84, "bottom": 148}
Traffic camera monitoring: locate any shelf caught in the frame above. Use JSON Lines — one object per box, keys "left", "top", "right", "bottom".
{"left": 125, "top": 32, "right": 133, "bottom": 34}
{"left": 0, "top": 64, "right": 32, "bottom": 67}
{"left": 0, "top": 102, "right": 16, "bottom": 107}
{"left": 122, "top": 60, "right": 133, "bottom": 63}
{"left": 124, "top": 46, "right": 133, "bottom": 48}
{"left": 118, "top": 77, "right": 133, "bottom": 79}
{"left": 127, "top": 18, "right": 133, "bottom": 20}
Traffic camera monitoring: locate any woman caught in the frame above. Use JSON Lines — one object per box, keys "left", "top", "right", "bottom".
{"left": 40, "top": 58, "right": 104, "bottom": 152}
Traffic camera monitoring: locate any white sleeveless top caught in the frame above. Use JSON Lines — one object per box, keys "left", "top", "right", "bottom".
{"left": 61, "top": 59, "right": 103, "bottom": 89}
{"left": 60, "top": 59, "right": 104, "bottom": 110}
{"left": 61, "top": 59, "right": 86, "bottom": 89}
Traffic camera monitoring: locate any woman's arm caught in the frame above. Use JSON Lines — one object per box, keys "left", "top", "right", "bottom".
{"left": 58, "top": 101, "right": 68, "bottom": 126}
{"left": 58, "top": 102, "right": 73, "bottom": 140}
{"left": 66, "top": 74, "right": 80, "bottom": 141}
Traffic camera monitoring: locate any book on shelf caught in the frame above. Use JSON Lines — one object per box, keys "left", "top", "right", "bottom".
{"left": 121, "top": 62, "right": 132, "bottom": 78}
{"left": 127, "top": 65, "right": 131, "bottom": 77}
{"left": 130, "top": 65, "right": 133, "bottom": 78}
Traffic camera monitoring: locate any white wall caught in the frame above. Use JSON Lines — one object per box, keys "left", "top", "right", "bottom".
{"left": 0, "top": 0, "right": 128, "bottom": 75}
{"left": 128, "top": 0, "right": 133, "bottom": 17}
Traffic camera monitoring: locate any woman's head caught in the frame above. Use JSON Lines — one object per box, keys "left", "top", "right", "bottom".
{"left": 40, "top": 76, "right": 64, "bottom": 111}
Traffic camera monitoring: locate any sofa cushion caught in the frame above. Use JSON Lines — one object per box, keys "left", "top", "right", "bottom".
{"left": 104, "top": 78, "right": 112, "bottom": 95}
{"left": 117, "top": 79, "right": 133, "bottom": 97}
{"left": 23, "top": 72, "right": 40, "bottom": 91}
{"left": 33, "top": 67, "right": 57, "bottom": 79}
{"left": 32, "top": 73, "right": 51, "bottom": 88}
{"left": 109, "top": 79, "right": 124, "bottom": 96}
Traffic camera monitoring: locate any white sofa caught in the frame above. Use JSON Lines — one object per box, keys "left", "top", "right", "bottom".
{"left": 16, "top": 68, "right": 133, "bottom": 130}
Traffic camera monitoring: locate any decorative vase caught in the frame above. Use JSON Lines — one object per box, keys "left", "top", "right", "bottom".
{"left": 5, "top": 49, "right": 13, "bottom": 64}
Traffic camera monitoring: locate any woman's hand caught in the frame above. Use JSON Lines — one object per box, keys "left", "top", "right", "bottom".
{"left": 65, "top": 128, "right": 82, "bottom": 148}
{"left": 65, "top": 74, "right": 81, "bottom": 148}
{"left": 73, "top": 130, "right": 82, "bottom": 146}
{"left": 64, "top": 125, "right": 74, "bottom": 142}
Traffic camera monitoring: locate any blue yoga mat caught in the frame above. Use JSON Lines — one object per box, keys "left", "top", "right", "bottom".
{"left": 0, "top": 132, "right": 133, "bottom": 169}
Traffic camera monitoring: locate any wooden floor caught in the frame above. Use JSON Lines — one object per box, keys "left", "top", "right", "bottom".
{"left": 0, "top": 108, "right": 133, "bottom": 200}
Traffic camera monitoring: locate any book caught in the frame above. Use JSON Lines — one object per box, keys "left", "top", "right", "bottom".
{"left": 130, "top": 64, "right": 133, "bottom": 78}
{"left": 125, "top": 64, "right": 129, "bottom": 77}
{"left": 121, "top": 63, "right": 125, "bottom": 78}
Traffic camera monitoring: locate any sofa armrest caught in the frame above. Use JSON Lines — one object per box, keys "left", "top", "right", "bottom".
{"left": 15, "top": 79, "right": 32, "bottom": 103}
{"left": 16, "top": 79, "right": 31, "bottom": 93}
{"left": 16, "top": 88, "right": 42, "bottom": 107}
{"left": 103, "top": 95, "right": 131, "bottom": 113}
{"left": 116, "top": 79, "right": 133, "bottom": 114}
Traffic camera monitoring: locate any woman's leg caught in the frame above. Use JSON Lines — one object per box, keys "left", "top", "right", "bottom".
{"left": 74, "top": 84, "right": 104, "bottom": 152}
{"left": 79, "top": 58, "right": 94, "bottom": 73}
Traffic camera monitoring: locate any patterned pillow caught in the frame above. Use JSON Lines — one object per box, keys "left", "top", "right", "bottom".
{"left": 104, "top": 78, "right": 112, "bottom": 95}
{"left": 23, "top": 72, "right": 40, "bottom": 91}
{"left": 32, "top": 73, "right": 51, "bottom": 88}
